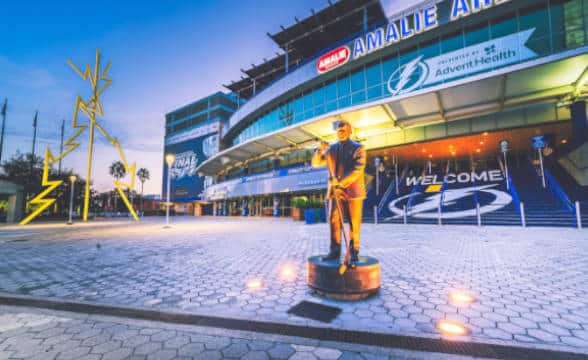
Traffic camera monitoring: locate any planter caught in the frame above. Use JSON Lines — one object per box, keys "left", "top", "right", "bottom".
{"left": 262, "top": 208, "right": 273, "bottom": 216}
{"left": 304, "top": 208, "right": 326, "bottom": 224}
{"left": 292, "top": 207, "right": 305, "bottom": 221}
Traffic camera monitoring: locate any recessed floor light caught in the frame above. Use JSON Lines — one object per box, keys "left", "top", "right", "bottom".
{"left": 436, "top": 320, "right": 469, "bottom": 336}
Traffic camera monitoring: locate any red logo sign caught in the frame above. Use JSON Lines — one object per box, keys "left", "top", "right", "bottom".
{"left": 317, "top": 46, "right": 350, "bottom": 74}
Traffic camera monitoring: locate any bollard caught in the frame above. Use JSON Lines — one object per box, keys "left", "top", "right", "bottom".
{"left": 374, "top": 205, "right": 378, "bottom": 225}
{"left": 403, "top": 205, "right": 407, "bottom": 225}
{"left": 476, "top": 203, "right": 481, "bottom": 227}
{"left": 437, "top": 204, "right": 442, "bottom": 226}
{"left": 576, "top": 201, "right": 582, "bottom": 229}
{"left": 520, "top": 202, "right": 526, "bottom": 228}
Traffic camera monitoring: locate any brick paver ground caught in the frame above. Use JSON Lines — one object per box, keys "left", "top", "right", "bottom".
{"left": 0, "top": 217, "right": 587, "bottom": 354}
{"left": 0, "top": 305, "right": 471, "bottom": 359}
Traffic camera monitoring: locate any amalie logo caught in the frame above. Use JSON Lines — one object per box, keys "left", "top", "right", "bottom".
{"left": 316, "top": 46, "right": 350, "bottom": 74}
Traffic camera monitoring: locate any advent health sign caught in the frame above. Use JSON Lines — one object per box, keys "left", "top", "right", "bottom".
{"left": 387, "top": 29, "right": 537, "bottom": 96}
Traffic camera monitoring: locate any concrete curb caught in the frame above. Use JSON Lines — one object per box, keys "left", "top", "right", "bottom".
{"left": 0, "top": 293, "right": 586, "bottom": 360}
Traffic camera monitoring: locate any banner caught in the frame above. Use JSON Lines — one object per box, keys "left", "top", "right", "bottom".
{"left": 163, "top": 132, "right": 219, "bottom": 202}
{"left": 387, "top": 29, "right": 537, "bottom": 95}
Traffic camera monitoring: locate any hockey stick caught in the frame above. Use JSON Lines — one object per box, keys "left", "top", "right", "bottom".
{"left": 333, "top": 192, "right": 351, "bottom": 275}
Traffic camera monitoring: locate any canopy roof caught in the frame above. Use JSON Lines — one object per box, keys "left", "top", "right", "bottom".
{"left": 203, "top": 52, "right": 588, "bottom": 176}
{"left": 224, "top": 0, "right": 386, "bottom": 99}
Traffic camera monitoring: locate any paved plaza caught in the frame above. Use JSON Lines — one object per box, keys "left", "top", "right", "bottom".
{"left": 0, "top": 217, "right": 587, "bottom": 358}
{"left": 0, "top": 304, "right": 468, "bottom": 360}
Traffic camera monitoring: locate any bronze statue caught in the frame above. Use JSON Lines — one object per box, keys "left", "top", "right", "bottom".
{"left": 312, "top": 120, "right": 366, "bottom": 269}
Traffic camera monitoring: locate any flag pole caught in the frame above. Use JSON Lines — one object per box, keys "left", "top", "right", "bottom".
{"left": 30, "top": 110, "right": 38, "bottom": 178}
{"left": 0, "top": 99, "right": 7, "bottom": 163}
{"left": 58, "top": 118, "right": 65, "bottom": 175}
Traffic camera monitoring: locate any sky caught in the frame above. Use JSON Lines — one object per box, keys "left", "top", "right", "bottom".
{"left": 0, "top": 0, "right": 413, "bottom": 196}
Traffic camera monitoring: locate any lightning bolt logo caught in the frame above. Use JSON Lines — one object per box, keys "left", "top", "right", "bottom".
{"left": 20, "top": 49, "right": 138, "bottom": 225}
{"left": 387, "top": 55, "right": 428, "bottom": 96}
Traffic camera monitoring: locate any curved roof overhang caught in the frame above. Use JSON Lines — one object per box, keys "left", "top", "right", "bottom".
{"left": 197, "top": 48, "right": 588, "bottom": 177}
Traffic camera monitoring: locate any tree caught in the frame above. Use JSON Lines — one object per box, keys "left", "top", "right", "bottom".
{"left": 1, "top": 151, "right": 89, "bottom": 219}
{"left": 109, "top": 161, "right": 126, "bottom": 211}
{"left": 136, "top": 167, "right": 150, "bottom": 215}
{"left": 0, "top": 151, "right": 43, "bottom": 194}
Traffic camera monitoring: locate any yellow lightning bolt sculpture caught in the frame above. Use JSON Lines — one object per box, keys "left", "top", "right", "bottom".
{"left": 20, "top": 49, "right": 139, "bottom": 224}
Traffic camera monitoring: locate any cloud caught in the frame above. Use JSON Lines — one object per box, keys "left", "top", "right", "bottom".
{"left": 0, "top": 55, "right": 55, "bottom": 89}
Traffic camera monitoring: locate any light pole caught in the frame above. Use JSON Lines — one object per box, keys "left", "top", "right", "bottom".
{"left": 67, "top": 175, "right": 77, "bottom": 225}
{"left": 500, "top": 140, "right": 510, "bottom": 190}
{"left": 164, "top": 153, "right": 175, "bottom": 228}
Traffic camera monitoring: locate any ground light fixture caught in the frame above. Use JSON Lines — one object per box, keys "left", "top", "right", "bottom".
{"left": 280, "top": 263, "right": 297, "bottom": 282}
{"left": 164, "top": 153, "right": 175, "bottom": 229}
{"left": 246, "top": 279, "right": 263, "bottom": 289}
{"left": 436, "top": 319, "right": 469, "bottom": 336}
{"left": 67, "top": 175, "right": 77, "bottom": 225}
{"left": 449, "top": 290, "right": 477, "bottom": 305}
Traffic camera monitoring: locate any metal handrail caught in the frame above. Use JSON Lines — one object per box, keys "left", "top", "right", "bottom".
{"left": 507, "top": 175, "right": 522, "bottom": 215}
{"left": 377, "top": 177, "right": 395, "bottom": 214}
{"left": 439, "top": 176, "right": 448, "bottom": 215}
{"left": 527, "top": 157, "right": 574, "bottom": 213}
{"left": 406, "top": 178, "right": 422, "bottom": 215}
{"left": 377, "top": 163, "right": 407, "bottom": 214}
{"left": 544, "top": 168, "right": 575, "bottom": 212}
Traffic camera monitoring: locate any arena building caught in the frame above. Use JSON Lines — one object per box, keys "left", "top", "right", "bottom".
{"left": 163, "top": 0, "right": 588, "bottom": 226}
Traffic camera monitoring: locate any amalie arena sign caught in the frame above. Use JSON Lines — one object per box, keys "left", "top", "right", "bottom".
{"left": 317, "top": 0, "right": 512, "bottom": 74}
{"left": 317, "top": 46, "right": 351, "bottom": 73}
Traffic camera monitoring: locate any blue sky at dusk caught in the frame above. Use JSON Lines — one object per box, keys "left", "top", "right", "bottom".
{"left": 0, "top": 0, "right": 412, "bottom": 195}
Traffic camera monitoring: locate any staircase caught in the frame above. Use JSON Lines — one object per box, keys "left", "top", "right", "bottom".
{"left": 489, "top": 161, "right": 583, "bottom": 227}
{"left": 362, "top": 168, "right": 393, "bottom": 223}
{"left": 365, "top": 157, "right": 587, "bottom": 228}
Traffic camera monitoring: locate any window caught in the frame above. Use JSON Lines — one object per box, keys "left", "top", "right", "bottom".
{"left": 350, "top": 68, "right": 365, "bottom": 93}
{"left": 563, "top": 0, "right": 588, "bottom": 48}
{"left": 490, "top": 12, "right": 517, "bottom": 39}
{"left": 210, "top": 108, "right": 233, "bottom": 121}
{"left": 440, "top": 29, "right": 463, "bottom": 53}
{"left": 313, "top": 86, "right": 325, "bottom": 108}
{"left": 464, "top": 22, "right": 489, "bottom": 47}
{"left": 381, "top": 55, "right": 399, "bottom": 87}
{"left": 337, "top": 73, "right": 351, "bottom": 97}
{"left": 365, "top": 60, "right": 382, "bottom": 88}
{"left": 520, "top": 3, "right": 551, "bottom": 55}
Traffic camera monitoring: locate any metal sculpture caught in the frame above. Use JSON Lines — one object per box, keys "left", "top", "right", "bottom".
{"left": 20, "top": 49, "right": 138, "bottom": 225}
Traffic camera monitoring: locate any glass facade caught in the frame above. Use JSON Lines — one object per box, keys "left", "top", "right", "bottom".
{"left": 166, "top": 92, "right": 238, "bottom": 136}
{"left": 232, "top": 0, "right": 588, "bottom": 146}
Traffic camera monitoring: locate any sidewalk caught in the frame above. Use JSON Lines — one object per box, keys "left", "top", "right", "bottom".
{"left": 0, "top": 305, "right": 474, "bottom": 360}
{"left": 0, "top": 217, "right": 586, "bottom": 357}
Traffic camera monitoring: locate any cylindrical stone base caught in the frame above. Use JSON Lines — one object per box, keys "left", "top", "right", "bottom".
{"left": 307, "top": 255, "right": 380, "bottom": 301}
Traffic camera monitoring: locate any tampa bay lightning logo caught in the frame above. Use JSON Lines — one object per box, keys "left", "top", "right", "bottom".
{"left": 387, "top": 55, "right": 429, "bottom": 96}
{"left": 387, "top": 184, "right": 512, "bottom": 219}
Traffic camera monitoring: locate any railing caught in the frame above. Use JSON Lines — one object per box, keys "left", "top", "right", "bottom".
{"left": 406, "top": 181, "right": 422, "bottom": 216}
{"left": 438, "top": 176, "right": 448, "bottom": 223}
{"left": 507, "top": 175, "right": 522, "bottom": 215}
{"left": 527, "top": 157, "right": 575, "bottom": 213}
{"left": 377, "top": 177, "right": 395, "bottom": 215}
{"left": 543, "top": 168, "right": 575, "bottom": 213}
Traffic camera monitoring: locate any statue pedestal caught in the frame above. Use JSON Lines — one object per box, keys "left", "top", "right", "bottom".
{"left": 307, "top": 255, "right": 380, "bottom": 301}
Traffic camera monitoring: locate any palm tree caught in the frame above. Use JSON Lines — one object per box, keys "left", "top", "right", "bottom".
{"left": 136, "top": 168, "right": 150, "bottom": 215}
{"left": 109, "top": 161, "right": 126, "bottom": 212}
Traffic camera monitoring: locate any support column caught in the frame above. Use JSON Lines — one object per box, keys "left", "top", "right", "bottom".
{"left": 7, "top": 191, "right": 24, "bottom": 224}
{"left": 571, "top": 101, "right": 587, "bottom": 146}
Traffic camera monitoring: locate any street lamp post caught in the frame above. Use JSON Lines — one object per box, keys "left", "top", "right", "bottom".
{"left": 67, "top": 175, "right": 77, "bottom": 225}
{"left": 164, "top": 153, "right": 175, "bottom": 228}
{"left": 374, "top": 157, "right": 381, "bottom": 196}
